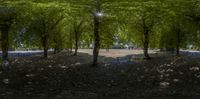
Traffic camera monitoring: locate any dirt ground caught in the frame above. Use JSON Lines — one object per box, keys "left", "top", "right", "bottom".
{"left": 0, "top": 49, "right": 200, "bottom": 99}
{"left": 78, "top": 49, "right": 156, "bottom": 58}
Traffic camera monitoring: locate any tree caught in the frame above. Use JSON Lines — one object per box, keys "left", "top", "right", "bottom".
{"left": 70, "top": 18, "right": 84, "bottom": 56}
{"left": 127, "top": 1, "right": 162, "bottom": 59}
{"left": 29, "top": 4, "right": 65, "bottom": 58}
{"left": 0, "top": 6, "right": 16, "bottom": 62}
{"left": 51, "top": 21, "right": 68, "bottom": 54}
{"left": 91, "top": 0, "right": 102, "bottom": 66}
{"left": 158, "top": 0, "right": 193, "bottom": 55}
{"left": 185, "top": 0, "right": 200, "bottom": 50}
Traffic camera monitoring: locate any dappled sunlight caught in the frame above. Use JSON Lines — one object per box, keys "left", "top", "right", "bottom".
{"left": 0, "top": 51, "right": 200, "bottom": 98}
{"left": 189, "top": 66, "right": 200, "bottom": 71}
{"left": 160, "top": 82, "right": 170, "bottom": 89}
{"left": 2, "top": 79, "right": 9, "bottom": 84}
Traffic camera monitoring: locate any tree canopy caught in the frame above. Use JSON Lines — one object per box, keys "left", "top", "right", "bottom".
{"left": 1, "top": 0, "right": 200, "bottom": 64}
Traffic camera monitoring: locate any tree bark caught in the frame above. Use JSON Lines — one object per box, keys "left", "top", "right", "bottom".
{"left": 69, "top": 31, "right": 73, "bottom": 53}
{"left": 54, "top": 45, "right": 58, "bottom": 54}
{"left": 74, "top": 32, "right": 78, "bottom": 56}
{"left": 143, "top": 30, "right": 151, "bottom": 59}
{"left": 92, "top": 16, "right": 100, "bottom": 66}
{"left": 42, "top": 34, "right": 48, "bottom": 58}
{"left": 1, "top": 26, "right": 9, "bottom": 61}
{"left": 53, "top": 38, "right": 57, "bottom": 54}
{"left": 176, "top": 44, "right": 180, "bottom": 56}
{"left": 53, "top": 39, "right": 61, "bottom": 54}
{"left": 44, "top": 47, "right": 48, "bottom": 58}
{"left": 176, "top": 32, "right": 180, "bottom": 56}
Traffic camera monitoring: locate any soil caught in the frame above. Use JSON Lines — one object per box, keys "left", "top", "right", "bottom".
{"left": 0, "top": 49, "right": 200, "bottom": 99}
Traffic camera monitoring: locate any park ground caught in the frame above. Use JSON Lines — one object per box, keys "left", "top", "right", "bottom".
{"left": 0, "top": 49, "right": 200, "bottom": 99}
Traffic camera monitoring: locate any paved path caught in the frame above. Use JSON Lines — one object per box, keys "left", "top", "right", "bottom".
{"left": 181, "top": 50, "right": 200, "bottom": 56}
{"left": 0, "top": 50, "right": 44, "bottom": 58}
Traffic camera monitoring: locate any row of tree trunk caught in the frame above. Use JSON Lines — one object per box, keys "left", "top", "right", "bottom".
{"left": 0, "top": 25, "right": 182, "bottom": 65}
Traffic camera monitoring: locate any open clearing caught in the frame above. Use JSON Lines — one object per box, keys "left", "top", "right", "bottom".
{"left": 78, "top": 49, "right": 156, "bottom": 58}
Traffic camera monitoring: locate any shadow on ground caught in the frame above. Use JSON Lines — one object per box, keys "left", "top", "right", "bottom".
{"left": 0, "top": 51, "right": 200, "bottom": 99}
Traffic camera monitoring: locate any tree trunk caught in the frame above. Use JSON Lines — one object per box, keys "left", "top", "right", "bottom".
{"left": 54, "top": 45, "right": 57, "bottom": 54}
{"left": 87, "top": 43, "right": 90, "bottom": 48}
{"left": 143, "top": 30, "right": 151, "bottom": 59}
{"left": 176, "top": 32, "right": 180, "bottom": 56}
{"left": 106, "top": 45, "right": 109, "bottom": 52}
{"left": 69, "top": 32, "right": 73, "bottom": 53}
{"left": 176, "top": 44, "right": 180, "bottom": 56}
{"left": 53, "top": 39, "right": 57, "bottom": 54}
{"left": 74, "top": 32, "right": 78, "bottom": 56}
{"left": 1, "top": 26, "right": 9, "bottom": 61}
{"left": 42, "top": 35, "right": 48, "bottom": 58}
{"left": 106, "top": 48, "right": 109, "bottom": 52}
{"left": 44, "top": 47, "right": 48, "bottom": 58}
{"left": 92, "top": 16, "right": 100, "bottom": 66}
